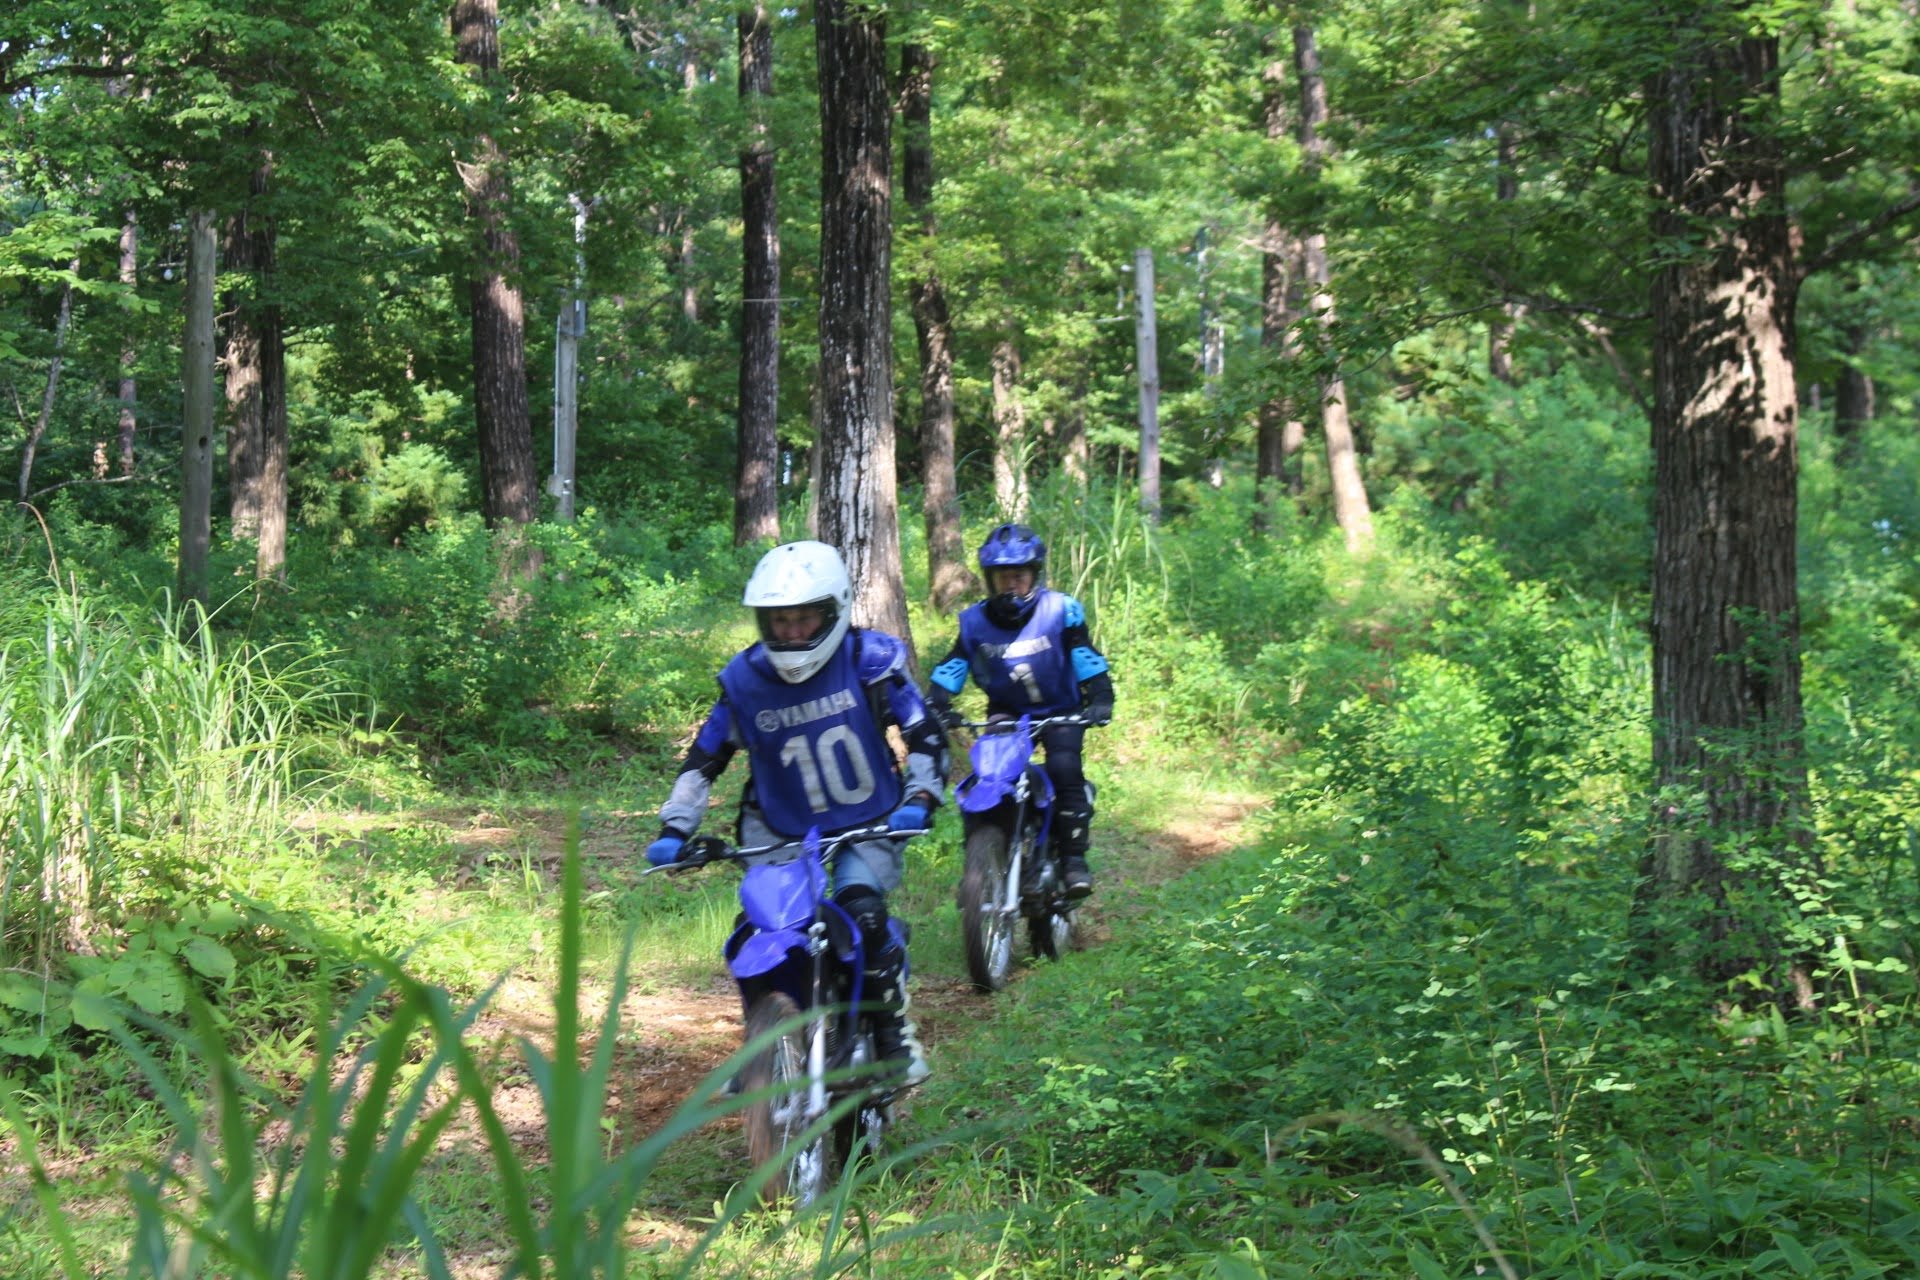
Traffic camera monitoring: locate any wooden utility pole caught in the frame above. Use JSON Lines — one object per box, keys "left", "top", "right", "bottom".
{"left": 1133, "top": 247, "right": 1161, "bottom": 521}
{"left": 179, "top": 212, "right": 217, "bottom": 616}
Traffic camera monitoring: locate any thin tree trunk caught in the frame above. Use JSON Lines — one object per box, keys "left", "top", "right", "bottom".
{"left": 117, "top": 210, "right": 138, "bottom": 477}
{"left": 1134, "top": 247, "right": 1161, "bottom": 522}
{"left": 990, "top": 335, "right": 1027, "bottom": 518}
{"left": 681, "top": 53, "right": 701, "bottom": 323}
{"left": 179, "top": 213, "right": 217, "bottom": 617}
{"left": 734, "top": 2, "right": 782, "bottom": 545}
{"left": 1832, "top": 323, "right": 1873, "bottom": 461}
{"left": 1256, "top": 40, "right": 1307, "bottom": 533}
{"left": 1059, "top": 395, "right": 1090, "bottom": 485}
{"left": 1639, "top": 21, "right": 1810, "bottom": 995}
{"left": 1488, "top": 126, "right": 1519, "bottom": 384}
{"left": 454, "top": 0, "right": 540, "bottom": 531}
{"left": 901, "top": 35, "right": 974, "bottom": 612}
{"left": 19, "top": 266, "right": 78, "bottom": 502}
{"left": 815, "top": 0, "right": 912, "bottom": 656}
{"left": 222, "top": 161, "right": 274, "bottom": 540}
{"left": 1294, "top": 24, "right": 1373, "bottom": 552}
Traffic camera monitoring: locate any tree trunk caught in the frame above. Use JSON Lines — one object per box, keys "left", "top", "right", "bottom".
{"left": 991, "top": 335, "right": 1028, "bottom": 518}
{"left": 1256, "top": 41, "right": 1307, "bottom": 533}
{"left": 454, "top": 0, "right": 540, "bottom": 530}
{"left": 815, "top": 0, "right": 912, "bottom": 656}
{"left": 1639, "top": 19, "right": 1811, "bottom": 995}
{"left": 116, "top": 209, "right": 138, "bottom": 477}
{"left": 1134, "top": 247, "right": 1161, "bottom": 522}
{"left": 1294, "top": 24, "right": 1373, "bottom": 552}
{"left": 222, "top": 159, "right": 275, "bottom": 542}
{"left": 1058, "top": 394, "right": 1090, "bottom": 486}
{"left": 1488, "top": 126, "right": 1519, "bottom": 384}
{"left": 179, "top": 212, "right": 217, "bottom": 618}
{"left": 734, "top": 3, "right": 782, "bottom": 546}
{"left": 902, "top": 35, "right": 975, "bottom": 612}
{"left": 221, "top": 192, "right": 292, "bottom": 586}
{"left": 19, "top": 267, "right": 78, "bottom": 503}
{"left": 680, "top": 53, "right": 702, "bottom": 323}
{"left": 1832, "top": 323, "right": 1873, "bottom": 461}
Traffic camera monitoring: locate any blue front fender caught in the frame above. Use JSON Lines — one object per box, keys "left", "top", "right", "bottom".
{"left": 729, "top": 928, "right": 806, "bottom": 979}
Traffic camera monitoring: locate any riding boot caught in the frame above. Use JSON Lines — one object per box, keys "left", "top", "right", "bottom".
{"left": 863, "top": 944, "right": 930, "bottom": 1087}
{"left": 1053, "top": 804, "right": 1095, "bottom": 898}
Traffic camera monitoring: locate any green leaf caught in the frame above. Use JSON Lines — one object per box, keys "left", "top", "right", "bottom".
{"left": 1771, "top": 1231, "right": 1816, "bottom": 1276}
{"left": 0, "top": 1033, "right": 51, "bottom": 1058}
{"left": 70, "top": 983, "right": 118, "bottom": 1033}
{"left": 181, "top": 936, "right": 236, "bottom": 982}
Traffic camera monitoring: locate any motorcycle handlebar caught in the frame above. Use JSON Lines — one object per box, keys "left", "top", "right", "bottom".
{"left": 953, "top": 714, "right": 1089, "bottom": 733}
{"left": 644, "top": 824, "right": 931, "bottom": 875}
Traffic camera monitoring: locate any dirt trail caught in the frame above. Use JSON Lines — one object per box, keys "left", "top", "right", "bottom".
{"left": 447, "top": 789, "right": 1268, "bottom": 1163}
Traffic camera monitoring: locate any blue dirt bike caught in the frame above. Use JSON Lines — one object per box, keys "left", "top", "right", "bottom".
{"left": 953, "top": 713, "right": 1087, "bottom": 992}
{"left": 646, "top": 823, "right": 925, "bottom": 1206}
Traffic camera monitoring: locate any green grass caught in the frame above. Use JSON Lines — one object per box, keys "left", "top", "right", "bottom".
{"left": 6, "top": 478, "right": 1920, "bottom": 1278}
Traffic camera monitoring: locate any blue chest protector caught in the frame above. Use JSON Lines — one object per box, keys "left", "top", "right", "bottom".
{"left": 955, "top": 590, "right": 1081, "bottom": 715}
{"left": 718, "top": 634, "right": 904, "bottom": 837}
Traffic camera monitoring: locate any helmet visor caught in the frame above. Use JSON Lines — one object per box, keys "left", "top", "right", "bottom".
{"left": 757, "top": 600, "right": 838, "bottom": 652}
{"left": 987, "top": 565, "right": 1039, "bottom": 599}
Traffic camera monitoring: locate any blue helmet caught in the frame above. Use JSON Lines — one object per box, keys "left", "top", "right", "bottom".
{"left": 977, "top": 523, "right": 1046, "bottom": 627}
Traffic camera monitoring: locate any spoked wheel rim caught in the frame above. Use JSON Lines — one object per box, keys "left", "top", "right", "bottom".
{"left": 743, "top": 993, "right": 835, "bottom": 1206}
{"left": 961, "top": 824, "right": 1018, "bottom": 991}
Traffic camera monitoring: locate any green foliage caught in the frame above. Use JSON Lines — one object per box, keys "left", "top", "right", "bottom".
{"left": 0, "top": 576, "right": 349, "bottom": 982}
{"left": 242, "top": 510, "right": 743, "bottom": 771}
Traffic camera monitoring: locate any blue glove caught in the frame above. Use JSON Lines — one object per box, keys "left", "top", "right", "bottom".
{"left": 646, "top": 834, "right": 686, "bottom": 866}
{"left": 888, "top": 804, "right": 929, "bottom": 833}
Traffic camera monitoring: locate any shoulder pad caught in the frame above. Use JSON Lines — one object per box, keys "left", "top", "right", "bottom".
{"left": 1071, "top": 645, "right": 1109, "bottom": 681}
{"left": 854, "top": 629, "right": 909, "bottom": 683}
{"left": 931, "top": 656, "right": 970, "bottom": 693}
{"left": 1061, "top": 595, "right": 1087, "bottom": 628}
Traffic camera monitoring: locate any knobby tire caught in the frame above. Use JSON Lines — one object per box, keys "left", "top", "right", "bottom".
{"left": 960, "top": 822, "right": 1016, "bottom": 992}
{"left": 742, "top": 992, "right": 834, "bottom": 1206}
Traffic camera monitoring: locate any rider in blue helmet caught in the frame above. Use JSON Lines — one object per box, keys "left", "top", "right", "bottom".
{"left": 925, "top": 523, "right": 1114, "bottom": 897}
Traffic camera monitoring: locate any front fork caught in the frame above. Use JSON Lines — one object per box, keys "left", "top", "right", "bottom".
{"left": 1000, "top": 773, "right": 1033, "bottom": 918}
{"left": 806, "top": 919, "right": 831, "bottom": 1121}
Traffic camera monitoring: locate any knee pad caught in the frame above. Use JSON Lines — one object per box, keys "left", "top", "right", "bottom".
{"left": 834, "top": 885, "right": 890, "bottom": 945}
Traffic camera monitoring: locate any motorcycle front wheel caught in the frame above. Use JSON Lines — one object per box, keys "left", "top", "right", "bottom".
{"left": 742, "top": 992, "right": 834, "bottom": 1206}
{"left": 959, "top": 822, "right": 1017, "bottom": 992}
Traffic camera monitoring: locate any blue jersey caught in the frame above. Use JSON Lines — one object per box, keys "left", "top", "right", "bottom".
{"left": 716, "top": 633, "right": 906, "bottom": 837}
{"left": 951, "top": 589, "right": 1083, "bottom": 715}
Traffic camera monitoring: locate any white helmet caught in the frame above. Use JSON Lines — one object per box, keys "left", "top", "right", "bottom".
{"left": 742, "top": 541, "right": 854, "bottom": 684}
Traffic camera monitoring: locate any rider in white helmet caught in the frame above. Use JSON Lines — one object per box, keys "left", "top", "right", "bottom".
{"left": 646, "top": 541, "right": 945, "bottom": 1085}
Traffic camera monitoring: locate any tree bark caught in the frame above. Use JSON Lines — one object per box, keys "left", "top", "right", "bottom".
{"left": 1256, "top": 41, "right": 1307, "bottom": 533}
{"left": 116, "top": 209, "right": 138, "bottom": 477}
{"left": 1134, "top": 247, "right": 1161, "bottom": 522}
{"left": 454, "top": 0, "right": 540, "bottom": 530}
{"left": 991, "top": 335, "right": 1028, "bottom": 518}
{"left": 1639, "top": 17, "right": 1811, "bottom": 993}
{"left": 815, "top": 0, "right": 912, "bottom": 656}
{"left": 19, "top": 267, "right": 77, "bottom": 503}
{"left": 1832, "top": 322, "right": 1873, "bottom": 461}
{"left": 1488, "top": 126, "right": 1518, "bottom": 384}
{"left": 1294, "top": 24, "right": 1373, "bottom": 552}
{"left": 734, "top": 3, "right": 782, "bottom": 546}
{"left": 222, "top": 159, "right": 276, "bottom": 543}
{"left": 902, "top": 35, "right": 975, "bottom": 612}
{"left": 179, "top": 212, "right": 217, "bottom": 618}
